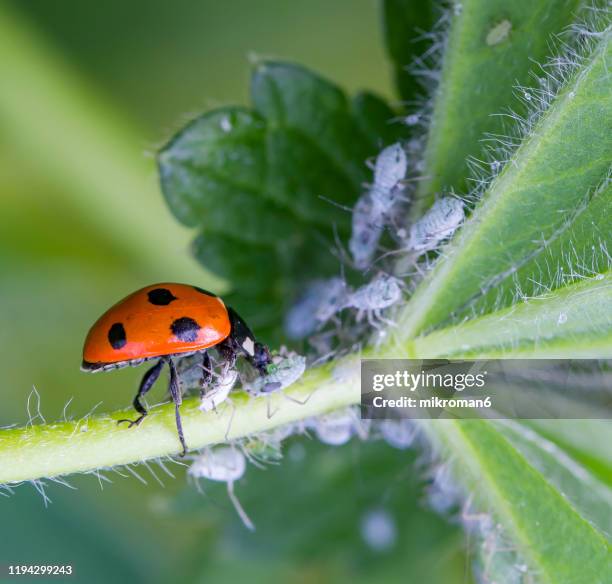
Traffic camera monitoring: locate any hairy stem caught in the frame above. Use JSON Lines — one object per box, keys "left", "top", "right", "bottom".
{"left": 0, "top": 359, "right": 359, "bottom": 484}
{"left": 1, "top": 273, "right": 610, "bottom": 484}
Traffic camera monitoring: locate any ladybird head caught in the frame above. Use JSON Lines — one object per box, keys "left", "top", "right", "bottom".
{"left": 253, "top": 342, "right": 272, "bottom": 374}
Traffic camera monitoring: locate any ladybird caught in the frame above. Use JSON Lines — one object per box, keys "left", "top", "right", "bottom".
{"left": 82, "top": 283, "right": 271, "bottom": 455}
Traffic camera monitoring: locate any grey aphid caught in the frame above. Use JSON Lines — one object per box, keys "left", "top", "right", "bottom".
{"left": 349, "top": 143, "right": 408, "bottom": 270}
{"left": 241, "top": 349, "right": 306, "bottom": 395}
{"left": 406, "top": 197, "right": 464, "bottom": 252}
{"left": 189, "top": 446, "right": 246, "bottom": 482}
{"left": 360, "top": 509, "right": 398, "bottom": 552}
{"left": 313, "top": 278, "right": 349, "bottom": 323}
{"left": 378, "top": 419, "right": 417, "bottom": 450}
{"left": 188, "top": 447, "right": 254, "bottom": 530}
{"left": 349, "top": 194, "right": 384, "bottom": 270}
{"left": 199, "top": 368, "right": 238, "bottom": 412}
{"left": 345, "top": 273, "right": 403, "bottom": 326}
{"left": 370, "top": 143, "right": 408, "bottom": 216}
{"left": 284, "top": 278, "right": 349, "bottom": 339}
{"left": 307, "top": 408, "right": 358, "bottom": 445}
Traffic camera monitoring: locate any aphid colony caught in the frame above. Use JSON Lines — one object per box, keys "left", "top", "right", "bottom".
{"left": 348, "top": 141, "right": 465, "bottom": 271}
{"left": 187, "top": 412, "right": 419, "bottom": 528}
{"left": 285, "top": 273, "right": 403, "bottom": 339}
{"left": 286, "top": 141, "right": 465, "bottom": 342}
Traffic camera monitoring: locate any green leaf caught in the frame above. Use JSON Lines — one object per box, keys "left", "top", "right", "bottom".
{"left": 398, "top": 27, "right": 612, "bottom": 337}
{"left": 158, "top": 61, "right": 399, "bottom": 336}
{"left": 524, "top": 419, "right": 612, "bottom": 484}
{"left": 159, "top": 108, "right": 299, "bottom": 244}
{"left": 415, "top": 0, "right": 581, "bottom": 207}
{"left": 191, "top": 231, "right": 281, "bottom": 289}
{"left": 410, "top": 272, "right": 612, "bottom": 358}
{"left": 422, "top": 419, "right": 612, "bottom": 583}
{"left": 473, "top": 177, "right": 612, "bottom": 313}
{"left": 382, "top": 0, "right": 437, "bottom": 102}
{"left": 252, "top": 62, "right": 374, "bottom": 193}
{"left": 351, "top": 91, "right": 405, "bottom": 145}
{"left": 495, "top": 421, "right": 612, "bottom": 533}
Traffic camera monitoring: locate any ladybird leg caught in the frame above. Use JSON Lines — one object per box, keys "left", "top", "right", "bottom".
{"left": 200, "top": 351, "right": 213, "bottom": 400}
{"left": 168, "top": 358, "right": 188, "bottom": 457}
{"left": 117, "top": 359, "right": 164, "bottom": 428}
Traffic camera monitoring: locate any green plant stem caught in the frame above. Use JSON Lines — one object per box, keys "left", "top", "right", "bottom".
{"left": 0, "top": 359, "right": 359, "bottom": 484}
{"left": 1, "top": 273, "right": 610, "bottom": 484}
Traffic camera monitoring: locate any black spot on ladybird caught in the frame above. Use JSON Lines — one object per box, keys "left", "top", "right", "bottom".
{"left": 147, "top": 288, "right": 177, "bottom": 306}
{"left": 108, "top": 322, "right": 127, "bottom": 350}
{"left": 193, "top": 286, "right": 217, "bottom": 297}
{"left": 171, "top": 317, "right": 200, "bottom": 342}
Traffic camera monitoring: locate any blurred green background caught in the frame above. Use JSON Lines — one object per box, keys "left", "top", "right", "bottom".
{"left": 0, "top": 2, "right": 468, "bottom": 582}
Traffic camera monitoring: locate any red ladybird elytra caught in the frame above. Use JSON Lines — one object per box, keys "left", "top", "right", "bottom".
{"left": 82, "top": 283, "right": 271, "bottom": 455}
